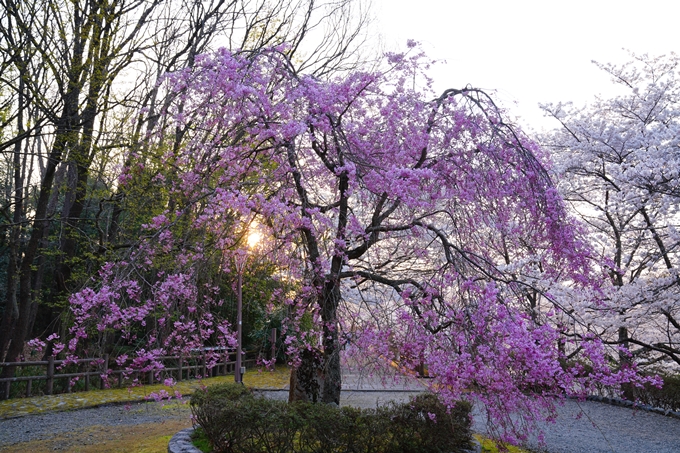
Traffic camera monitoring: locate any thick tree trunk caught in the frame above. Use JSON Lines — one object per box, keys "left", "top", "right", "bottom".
{"left": 0, "top": 76, "right": 24, "bottom": 362}
{"left": 288, "top": 348, "right": 324, "bottom": 403}
{"left": 320, "top": 281, "right": 342, "bottom": 404}
{"left": 0, "top": 113, "right": 75, "bottom": 396}
{"left": 285, "top": 135, "right": 349, "bottom": 405}
{"left": 288, "top": 282, "right": 342, "bottom": 405}
{"left": 55, "top": 11, "right": 110, "bottom": 296}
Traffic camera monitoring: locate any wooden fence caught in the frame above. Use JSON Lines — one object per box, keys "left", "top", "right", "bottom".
{"left": 0, "top": 351, "right": 257, "bottom": 400}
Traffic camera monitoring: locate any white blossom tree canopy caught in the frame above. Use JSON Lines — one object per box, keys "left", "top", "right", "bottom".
{"left": 542, "top": 52, "right": 680, "bottom": 370}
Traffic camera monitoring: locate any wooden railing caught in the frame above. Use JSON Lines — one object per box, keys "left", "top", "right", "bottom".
{"left": 0, "top": 351, "right": 257, "bottom": 400}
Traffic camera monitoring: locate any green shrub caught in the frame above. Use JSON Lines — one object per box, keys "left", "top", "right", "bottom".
{"left": 625, "top": 373, "right": 680, "bottom": 411}
{"left": 190, "top": 383, "right": 472, "bottom": 453}
{"left": 294, "top": 403, "right": 390, "bottom": 453}
{"left": 381, "top": 393, "right": 472, "bottom": 453}
{"left": 244, "top": 398, "right": 303, "bottom": 453}
{"left": 190, "top": 383, "right": 255, "bottom": 452}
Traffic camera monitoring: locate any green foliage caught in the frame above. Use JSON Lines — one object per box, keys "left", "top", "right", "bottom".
{"left": 191, "top": 381, "right": 254, "bottom": 406}
{"left": 380, "top": 393, "right": 473, "bottom": 453}
{"left": 190, "top": 383, "right": 257, "bottom": 452}
{"left": 295, "top": 403, "right": 389, "bottom": 453}
{"left": 625, "top": 373, "right": 680, "bottom": 412}
{"left": 244, "top": 398, "right": 303, "bottom": 453}
{"left": 190, "top": 383, "right": 473, "bottom": 453}
{"left": 191, "top": 428, "right": 213, "bottom": 453}
{"left": 56, "top": 138, "right": 291, "bottom": 360}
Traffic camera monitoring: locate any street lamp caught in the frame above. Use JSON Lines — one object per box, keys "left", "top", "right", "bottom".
{"left": 234, "top": 229, "right": 262, "bottom": 384}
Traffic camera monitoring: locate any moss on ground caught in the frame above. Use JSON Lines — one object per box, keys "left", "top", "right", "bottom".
{"left": 0, "top": 420, "right": 189, "bottom": 453}
{"left": 474, "top": 434, "right": 534, "bottom": 453}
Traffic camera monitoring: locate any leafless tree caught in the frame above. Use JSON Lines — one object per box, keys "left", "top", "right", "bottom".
{"left": 0, "top": 0, "right": 371, "bottom": 396}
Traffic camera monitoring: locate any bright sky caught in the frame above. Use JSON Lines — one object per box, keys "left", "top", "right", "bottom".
{"left": 375, "top": 0, "right": 678, "bottom": 132}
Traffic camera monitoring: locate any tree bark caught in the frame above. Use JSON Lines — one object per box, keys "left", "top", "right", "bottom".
{"left": 0, "top": 71, "right": 24, "bottom": 362}
{"left": 320, "top": 281, "right": 342, "bottom": 404}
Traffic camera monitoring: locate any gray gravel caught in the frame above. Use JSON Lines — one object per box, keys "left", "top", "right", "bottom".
{"left": 523, "top": 399, "right": 680, "bottom": 453}
{"left": 3, "top": 385, "right": 680, "bottom": 452}
{"left": 0, "top": 401, "right": 188, "bottom": 448}
{"left": 472, "top": 398, "right": 680, "bottom": 453}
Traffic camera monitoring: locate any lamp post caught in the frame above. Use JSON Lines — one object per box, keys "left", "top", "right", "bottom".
{"left": 234, "top": 229, "right": 262, "bottom": 384}
{"left": 235, "top": 254, "right": 244, "bottom": 384}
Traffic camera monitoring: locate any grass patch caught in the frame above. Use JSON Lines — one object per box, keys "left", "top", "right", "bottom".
{"left": 127, "top": 434, "right": 174, "bottom": 453}
{"left": 191, "top": 428, "right": 212, "bottom": 453}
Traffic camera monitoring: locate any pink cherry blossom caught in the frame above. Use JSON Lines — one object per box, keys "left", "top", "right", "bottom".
{"left": 62, "top": 44, "right": 657, "bottom": 443}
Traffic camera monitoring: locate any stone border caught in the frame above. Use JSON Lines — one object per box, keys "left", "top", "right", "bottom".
{"left": 466, "top": 438, "right": 482, "bottom": 453}
{"left": 168, "top": 427, "right": 202, "bottom": 453}
{"left": 585, "top": 395, "right": 680, "bottom": 419}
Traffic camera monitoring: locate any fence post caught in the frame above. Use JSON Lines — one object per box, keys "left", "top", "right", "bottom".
{"left": 177, "top": 355, "right": 183, "bottom": 382}
{"left": 202, "top": 351, "right": 207, "bottom": 378}
{"left": 271, "top": 328, "right": 277, "bottom": 362}
{"left": 46, "top": 356, "right": 54, "bottom": 395}
{"left": 101, "top": 355, "right": 109, "bottom": 390}
{"left": 85, "top": 360, "right": 90, "bottom": 391}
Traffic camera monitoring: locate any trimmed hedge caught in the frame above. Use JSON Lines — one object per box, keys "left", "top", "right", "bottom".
{"left": 190, "top": 383, "right": 472, "bottom": 453}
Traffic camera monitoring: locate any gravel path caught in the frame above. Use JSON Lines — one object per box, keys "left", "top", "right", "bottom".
{"left": 341, "top": 371, "right": 680, "bottom": 452}
{"left": 471, "top": 398, "right": 680, "bottom": 453}
{"left": 2, "top": 376, "right": 680, "bottom": 452}
{"left": 521, "top": 399, "right": 680, "bottom": 453}
{"left": 0, "top": 401, "right": 188, "bottom": 448}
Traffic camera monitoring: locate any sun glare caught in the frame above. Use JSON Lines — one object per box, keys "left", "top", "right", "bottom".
{"left": 247, "top": 229, "right": 262, "bottom": 249}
